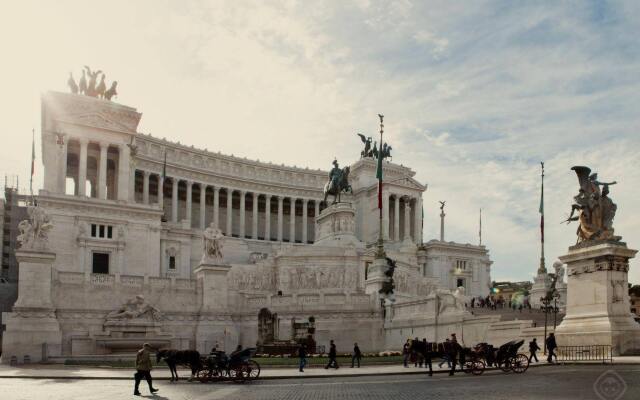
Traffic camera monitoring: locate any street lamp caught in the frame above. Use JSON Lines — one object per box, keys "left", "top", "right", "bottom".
{"left": 540, "top": 291, "right": 560, "bottom": 354}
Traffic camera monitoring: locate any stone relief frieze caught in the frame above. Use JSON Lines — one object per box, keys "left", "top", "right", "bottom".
{"left": 282, "top": 266, "right": 357, "bottom": 290}
{"left": 228, "top": 267, "right": 277, "bottom": 291}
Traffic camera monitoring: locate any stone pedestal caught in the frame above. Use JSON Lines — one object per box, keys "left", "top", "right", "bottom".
{"left": 313, "top": 203, "right": 360, "bottom": 247}
{"left": 555, "top": 241, "right": 640, "bottom": 355}
{"left": 365, "top": 256, "right": 388, "bottom": 299}
{"left": 194, "top": 260, "right": 236, "bottom": 353}
{"left": 1, "top": 250, "right": 61, "bottom": 363}
{"left": 530, "top": 273, "right": 551, "bottom": 309}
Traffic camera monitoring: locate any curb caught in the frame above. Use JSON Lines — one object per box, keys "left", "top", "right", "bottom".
{"left": 0, "top": 362, "right": 557, "bottom": 381}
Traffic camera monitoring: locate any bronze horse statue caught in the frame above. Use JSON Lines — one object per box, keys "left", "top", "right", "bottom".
{"left": 323, "top": 165, "right": 352, "bottom": 204}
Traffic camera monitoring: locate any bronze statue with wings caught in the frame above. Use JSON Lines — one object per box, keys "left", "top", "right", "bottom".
{"left": 357, "top": 133, "right": 372, "bottom": 158}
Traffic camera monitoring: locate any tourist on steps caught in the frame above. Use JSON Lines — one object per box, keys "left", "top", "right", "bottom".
{"left": 133, "top": 343, "right": 159, "bottom": 396}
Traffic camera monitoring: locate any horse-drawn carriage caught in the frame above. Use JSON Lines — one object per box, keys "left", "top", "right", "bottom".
{"left": 197, "top": 347, "right": 261, "bottom": 383}
{"left": 463, "top": 340, "right": 530, "bottom": 375}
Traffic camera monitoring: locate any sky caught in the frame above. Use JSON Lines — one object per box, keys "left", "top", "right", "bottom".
{"left": 1, "top": 0, "right": 639, "bottom": 283}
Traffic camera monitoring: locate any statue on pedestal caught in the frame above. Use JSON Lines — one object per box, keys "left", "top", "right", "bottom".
{"left": 17, "top": 204, "right": 53, "bottom": 250}
{"left": 323, "top": 159, "right": 352, "bottom": 204}
{"left": 565, "top": 166, "right": 619, "bottom": 243}
{"left": 357, "top": 133, "right": 372, "bottom": 158}
{"left": 201, "top": 222, "right": 224, "bottom": 263}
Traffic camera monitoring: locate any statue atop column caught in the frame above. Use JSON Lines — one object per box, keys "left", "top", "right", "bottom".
{"left": 201, "top": 222, "right": 225, "bottom": 263}
{"left": 17, "top": 204, "right": 53, "bottom": 251}
{"left": 565, "top": 166, "right": 620, "bottom": 243}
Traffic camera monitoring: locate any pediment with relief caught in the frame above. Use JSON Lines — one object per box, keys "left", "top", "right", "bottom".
{"left": 58, "top": 112, "right": 136, "bottom": 133}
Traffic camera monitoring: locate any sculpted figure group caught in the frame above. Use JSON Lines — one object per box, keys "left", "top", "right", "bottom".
{"left": 67, "top": 66, "right": 118, "bottom": 100}
{"left": 106, "top": 295, "right": 163, "bottom": 322}
{"left": 566, "top": 166, "right": 619, "bottom": 243}
{"left": 17, "top": 204, "right": 53, "bottom": 250}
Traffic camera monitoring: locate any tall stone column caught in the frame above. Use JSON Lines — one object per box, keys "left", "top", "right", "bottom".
{"left": 226, "top": 189, "right": 233, "bottom": 236}
{"left": 98, "top": 142, "right": 108, "bottom": 200}
{"left": 78, "top": 138, "right": 88, "bottom": 196}
{"left": 142, "top": 171, "right": 150, "bottom": 204}
{"left": 289, "top": 198, "right": 297, "bottom": 243}
{"left": 403, "top": 196, "right": 412, "bottom": 242}
{"left": 239, "top": 191, "right": 246, "bottom": 238}
{"left": 414, "top": 197, "right": 423, "bottom": 244}
{"left": 440, "top": 208, "right": 445, "bottom": 241}
{"left": 265, "top": 195, "right": 272, "bottom": 240}
{"left": 252, "top": 192, "right": 259, "bottom": 239}
{"left": 117, "top": 143, "right": 131, "bottom": 201}
{"left": 382, "top": 191, "right": 390, "bottom": 240}
{"left": 200, "top": 183, "right": 207, "bottom": 229}
{"left": 171, "top": 178, "right": 179, "bottom": 223}
{"left": 186, "top": 180, "right": 193, "bottom": 226}
{"left": 213, "top": 187, "right": 220, "bottom": 228}
{"left": 302, "top": 199, "right": 308, "bottom": 244}
{"left": 58, "top": 136, "right": 68, "bottom": 194}
{"left": 314, "top": 200, "right": 320, "bottom": 242}
{"left": 394, "top": 195, "right": 400, "bottom": 241}
{"left": 277, "top": 196, "right": 284, "bottom": 241}
{"left": 157, "top": 176, "right": 164, "bottom": 206}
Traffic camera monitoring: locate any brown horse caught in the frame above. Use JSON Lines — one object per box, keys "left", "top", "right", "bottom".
{"left": 156, "top": 349, "right": 202, "bottom": 382}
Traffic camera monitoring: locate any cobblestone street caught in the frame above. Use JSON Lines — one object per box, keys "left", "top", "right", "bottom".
{"left": 0, "top": 365, "right": 638, "bottom": 400}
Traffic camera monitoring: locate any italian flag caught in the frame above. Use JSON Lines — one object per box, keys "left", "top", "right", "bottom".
{"left": 539, "top": 171, "right": 544, "bottom": 243}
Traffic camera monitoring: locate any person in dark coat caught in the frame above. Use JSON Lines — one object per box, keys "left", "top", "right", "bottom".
{"left": 529, "top": 338, "right": 541, "bottom": 363}
{"left": 546, "top": 333, "right": 557, "bottom": 363}
{"left": 422, "top": 338, "right": 433, "bottom": 376}
{"left": 438, "top": 339, "right": 452, "bottom": 369}
{"left": 448, "top": 340, "right": 462, "bottom": 376}
{"left": 298, "top": 343, "right": 307, "bottom": 372}
{"left": 351, "top": 342, "right": 362, "bottom": 368}
{"left": 133, "top": 343, "right": 158, "bottom": 396}
{"left": 325, "top": 340, "right": 339, "bottom": 369}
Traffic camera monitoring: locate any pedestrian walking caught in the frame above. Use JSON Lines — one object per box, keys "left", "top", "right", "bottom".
{"left": 438, "top": 339, "right": 452, "bottom": 369}
{"left": 402, "top": 339, "right": 411, "bottom": 367}
{"left": 448, "top": 339, "right": 462, "bottom": 376}
{"left": 351, "top": 342, "right": 362, "bottom": 368}
{"left": 298, "top": 343, "right": 307, "bottom": 372}
{"left": 528, "top": 338, "right": 540, "bottom": 363}
{"left": 325, "top": 340, "right": 339, "bottom": 369}
{"left": 133, "top": 343, "right": 158, "bottom": 396}
{"left": 422, "top": 338, "right": 433, "bottom": 376}
{"left": 546, "top": 333, "right": 557, "bottom": 363}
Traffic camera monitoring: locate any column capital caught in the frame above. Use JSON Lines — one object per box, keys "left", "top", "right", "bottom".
{"left": 213, "top": 186, "right": 220, "bottom": 192}
{"left": 185, "top": 180, "right": 194, "bottom": 187}
{"left": 99, "top": 141, "right": 110, "bottom": 149}
{"left": 252, "top": 192, "right": 259, "bottom": 198}
{"left": 302, "top": 198, "right": 309, "bottom": 204}
{"left": 200, "top": 182, "right": 208, "bottom": 190}
{"left": 79, "top": 137, "right": 89, "bottom": 145}
{"left": 240, "top": 189, "right": 247, "bottom": 195}
{"left": 143, "top": 170, "right": 151, "bottom": 177}
{"left": 265, "top": 194, "right": 272, "bottom": 199}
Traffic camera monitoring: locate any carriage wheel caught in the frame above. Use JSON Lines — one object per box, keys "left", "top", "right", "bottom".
{"left": 499, "top": 359, "right": 512, "bottom": 373}
{"left": 197, "top": 368, "right": 212, "bottom": 383}
{"left": 247, "top": 360, "right": 261, "bottom": 380}
{"left": 471, "top": 360, "right": 486, "bottom": 376}
{"left": 511, "top": 354, "right": 530, "bottom": 374}
{"left": 229, "top": 366, "right": 248, "bottom": 383}
{"left": 463, "top": 361, "right": 473, "bottom": 374}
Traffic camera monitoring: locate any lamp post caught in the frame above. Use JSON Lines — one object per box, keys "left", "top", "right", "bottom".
{"left": 540, "top": 291, "right": 560, "bottom": 354}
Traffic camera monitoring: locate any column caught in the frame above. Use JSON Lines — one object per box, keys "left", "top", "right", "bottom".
{"left": 252, "top": 192, "right": 259, "bottom": 239}
{"left": 117, "top": 143, "right": 131, "bottom": 201}
{"left": 157, "top": 176, "right": 164, "bottom": 206}
{"left": 171, "top": 178, "right": 179, "bottom": 223}
{"left": 403, "top": 196, "right": 412, "bottom": 241}
{"left": 200, "top": 183, "right": 207, "bottom": 229}
{"left": 265, "top": 195, "right": 272, "bottom": 240}
{"left": 289, "top": 198, "right": 296, "bottom": 243}
{"left": 414, "top": 197, "right": 423, "bottom": 244}
{"left": 213, "top": 187, "right": 220, "bottom": 228}
{"left": 314, "top": 200, "right": 320, "bottom": 242}
{"left": 58, "top": 136, "right": 68, "bottom": 194}
{"left": 142, "top": 171, "right": 150, "bottom": 204}
{"left": 277, "top": 196, "right": 284, "bottom": 241}
{"left": 186, "top": 180, "right": 193, "bottom": 226}
{"left": 382, "top": 191, "right": 390, "bottom": 240}
{"left": 302, "top": 199, "right": 308, "bottom": 244}
{"left": 78, "top": 138, "right": 88, "bottom": 196}
{"left": 226, "top": 188, "right": 233, "bottom": 236}
{"left": 98, "top": 142, "right": 108, "bottom": 199}
{"left": 394, "top": 195, "right": 400, "bottom": 241}
{"left": 239, "top": 191, "right": 246, "bottom": 238}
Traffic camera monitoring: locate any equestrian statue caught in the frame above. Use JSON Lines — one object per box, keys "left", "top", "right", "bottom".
{"left": 323, "top": 159, "right": 352, "bottom": 204}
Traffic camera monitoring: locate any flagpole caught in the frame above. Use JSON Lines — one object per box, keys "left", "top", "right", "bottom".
{"left": 538, "top": 162, "right": 546, "bottom": 274}
{"left": 30, "top": 128, "right": 35, "bottom": 200}
{"left": 375, "top": 114, "right": 385, "bottom": 259}
{"left": 479, "top": 208, "right": 482, "bottom": 246}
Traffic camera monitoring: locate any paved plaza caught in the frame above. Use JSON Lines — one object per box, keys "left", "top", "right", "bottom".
{"left": 0, "top": 365, "right": 638, "bottom": 400}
